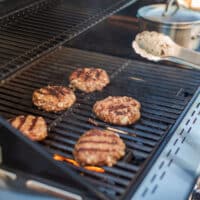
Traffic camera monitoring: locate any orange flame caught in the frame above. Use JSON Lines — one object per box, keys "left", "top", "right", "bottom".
{"left": 84, "top": 166, "right": 105, "bottom": 173}
{"left": 53, "top": 154, "right": 65, "bottom": 161}
{"left": 65, "top": 158, "right": 80, "bottom": 167}
{"left": 53, "top": 154, "right": 105, "bottom": 173}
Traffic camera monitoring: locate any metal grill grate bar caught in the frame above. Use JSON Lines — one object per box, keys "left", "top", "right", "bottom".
{"left": 0, "top": 0, "right": 137, "bottom": 80}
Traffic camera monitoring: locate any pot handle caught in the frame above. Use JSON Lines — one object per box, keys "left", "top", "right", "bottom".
{"left": 163, "top": 0, "right": 180, "bottom": 16}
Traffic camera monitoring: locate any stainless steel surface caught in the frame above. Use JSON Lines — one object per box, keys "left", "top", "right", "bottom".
{"left": 164, "top": 45, "right": 200, "bottom": 70}
{"left": 26, "top": 180, "right": 82, "bottom": 200}
{"left": 0, "top": 169, "right": 17, "bottom": 181}
{"left": 171, "top": 45, "right": 200, "bottom": 69}
{"left": 132, "top": 89, "right": 200, "bottom": 200}
{"left": 164, "top": 56, "right": 200, "bottom": 70}
{"left": 137, "top": 4, "right": 200, "bottom": 50}
{"left": 0, "top": 170, "right": 58, "bottom": 200}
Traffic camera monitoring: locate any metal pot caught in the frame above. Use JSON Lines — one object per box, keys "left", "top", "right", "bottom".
{"left": 137, "top": 4, "right": 200, "bottom": 50}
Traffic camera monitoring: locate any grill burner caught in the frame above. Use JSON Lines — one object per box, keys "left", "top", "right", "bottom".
{"left": 0, "top": 47, "right": 199, "bottom": 199}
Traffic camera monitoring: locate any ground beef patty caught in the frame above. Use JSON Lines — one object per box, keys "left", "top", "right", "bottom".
{"left": 73, "top": 129, "right": 125, "bottom": 167}
{"left": 32, "top": 85, "right": 76, "bottom": 112}
{"left": 69, "top": 68, "right": 110, "bottom": 93}
{"left": 9, "top": 115, "right": 47, "bottom": 141}
{"left": 93, "top": 96, "right": 141, "bottom": 126}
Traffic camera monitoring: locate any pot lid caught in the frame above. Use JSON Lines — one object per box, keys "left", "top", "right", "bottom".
{"left": 137, "top": 4, "right": 200, "bottom": 24}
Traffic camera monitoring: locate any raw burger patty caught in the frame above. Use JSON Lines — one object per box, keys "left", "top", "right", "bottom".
{"left": 73, "top": 129, "right": 126, "bottom": 167}
{"left": 69, "top": 68, "right": 110, "bottom": 93}
{"left": 93, "top": 96, "right": 141, "bottom": 125}
{"left": 9, "top": 115, "right": 47, "bottom": 141}
{"left": 32, "top": 85, "right": 76, "bottom": 112}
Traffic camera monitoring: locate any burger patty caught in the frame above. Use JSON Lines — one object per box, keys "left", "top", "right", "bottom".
{"left": 93, "top": 96, "right": 141, "bottom": 125}
{"left": 32, "top": 85, "right": 76, "bottom": 112}
{"left": 9, "top": 115, "right": 47, "bottom": 141}
{"left": 69, "top": 68, "right": 110, "bottom": 93}
{"left": 73, "top": 129, "right": 126, "bottom": 167}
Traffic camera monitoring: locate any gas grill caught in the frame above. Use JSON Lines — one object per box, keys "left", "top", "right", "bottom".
{"left": 0, "top": 0, "right": 200, "bottom": 200}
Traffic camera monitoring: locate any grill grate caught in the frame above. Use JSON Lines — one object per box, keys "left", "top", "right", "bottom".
{"left": 0, "top": 47, "right": 199, "bottom": 199}
{"left": 0, "top": 0, "right": 137, "bottom": 80}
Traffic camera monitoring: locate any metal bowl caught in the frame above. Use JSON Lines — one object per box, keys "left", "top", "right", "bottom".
{"left": 137, "top": 4, "right": 200, "bottom": 50}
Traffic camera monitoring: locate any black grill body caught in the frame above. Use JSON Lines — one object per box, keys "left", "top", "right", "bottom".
{"left": 0, "top": 0, "right": 199, "bottom": 200}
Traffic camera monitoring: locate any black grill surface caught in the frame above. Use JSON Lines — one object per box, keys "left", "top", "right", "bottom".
{"left": 0, "top": 0, "right": 137, "bottom": 79}
{"left": 0, "top": 0, "right": 36, "bottom": 17}
{"left": 0, "top": 47, "right": 199, "bottom": 199}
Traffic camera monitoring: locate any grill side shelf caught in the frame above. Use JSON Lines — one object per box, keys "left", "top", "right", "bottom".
{"left": 130, "top": 88, "right": 200, "bottom": 200}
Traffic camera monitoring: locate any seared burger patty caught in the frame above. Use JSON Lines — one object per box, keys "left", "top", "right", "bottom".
{"left": 93, "top": 96, "right": 141, "bottom": 125}
{"left": 73, "top": 129, "right": 126, "bottom": 167}
{"left": 32, "top": 85, "right": 76, "bottom": 112}
{"left": 9, "top": 115, "right": 47, "bottom": 141}
{"left": 69, "top": 68, "right": 110, "bottom": 93}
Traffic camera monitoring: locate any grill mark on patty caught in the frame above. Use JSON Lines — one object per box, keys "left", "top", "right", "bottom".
{"left": 74, "top": 68, "right": 102, "bottom": 80}
{"left": 74, "top": 129, "right": 125, "bottom": 166}
{"left": 115, "top": 111, "right": 127, "bottom": 115}
{"left": 85, "top": 132, "right": 118, "bottom": 138}
{"left": 84, "top": 73, "right": 90, "bottom": 81}
{"left": 76, "top": 148, "right": 119, "bottom": 153}
{"left": 45, "top": 87, "right": 63, "bottom": 97}
{"left": 95, "top": 70, "right": 101, "bottom": 78}
{"left": 93, "top": 96, "right": 141, "bottom": 125}
{"left": 85, "top": 69, "right": 94, "bottom": 80}
{"left": 69, "top": 68, "right": 109, "bottom": 93}
{"left": 33, "top": 86, "right": 75, "bottom": 112}
{"left": 28, "top": 117, "right": 38, "bottom": 131}
{"left": 36, "top": 87, "right": 69, "bottom": 97}
{"left": 17, "top": 116, "right": 26, "bottom": 130}
{"left": 78, "top": 140, "right": 118, "bottom": 145}
{"left": 9, "top": 115, "right": 47, "bottom": 141}
{"left": 76, "top": 69, "right": 83, "bottom": 77}
{"left": 106, "top": 99, "right": 138, "bottom": 107}
{"left": 57, "top": 87, "right": 69, "bottom": 95}
{"left": 108, "top": 104, "right": 129, "bottom": 112}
